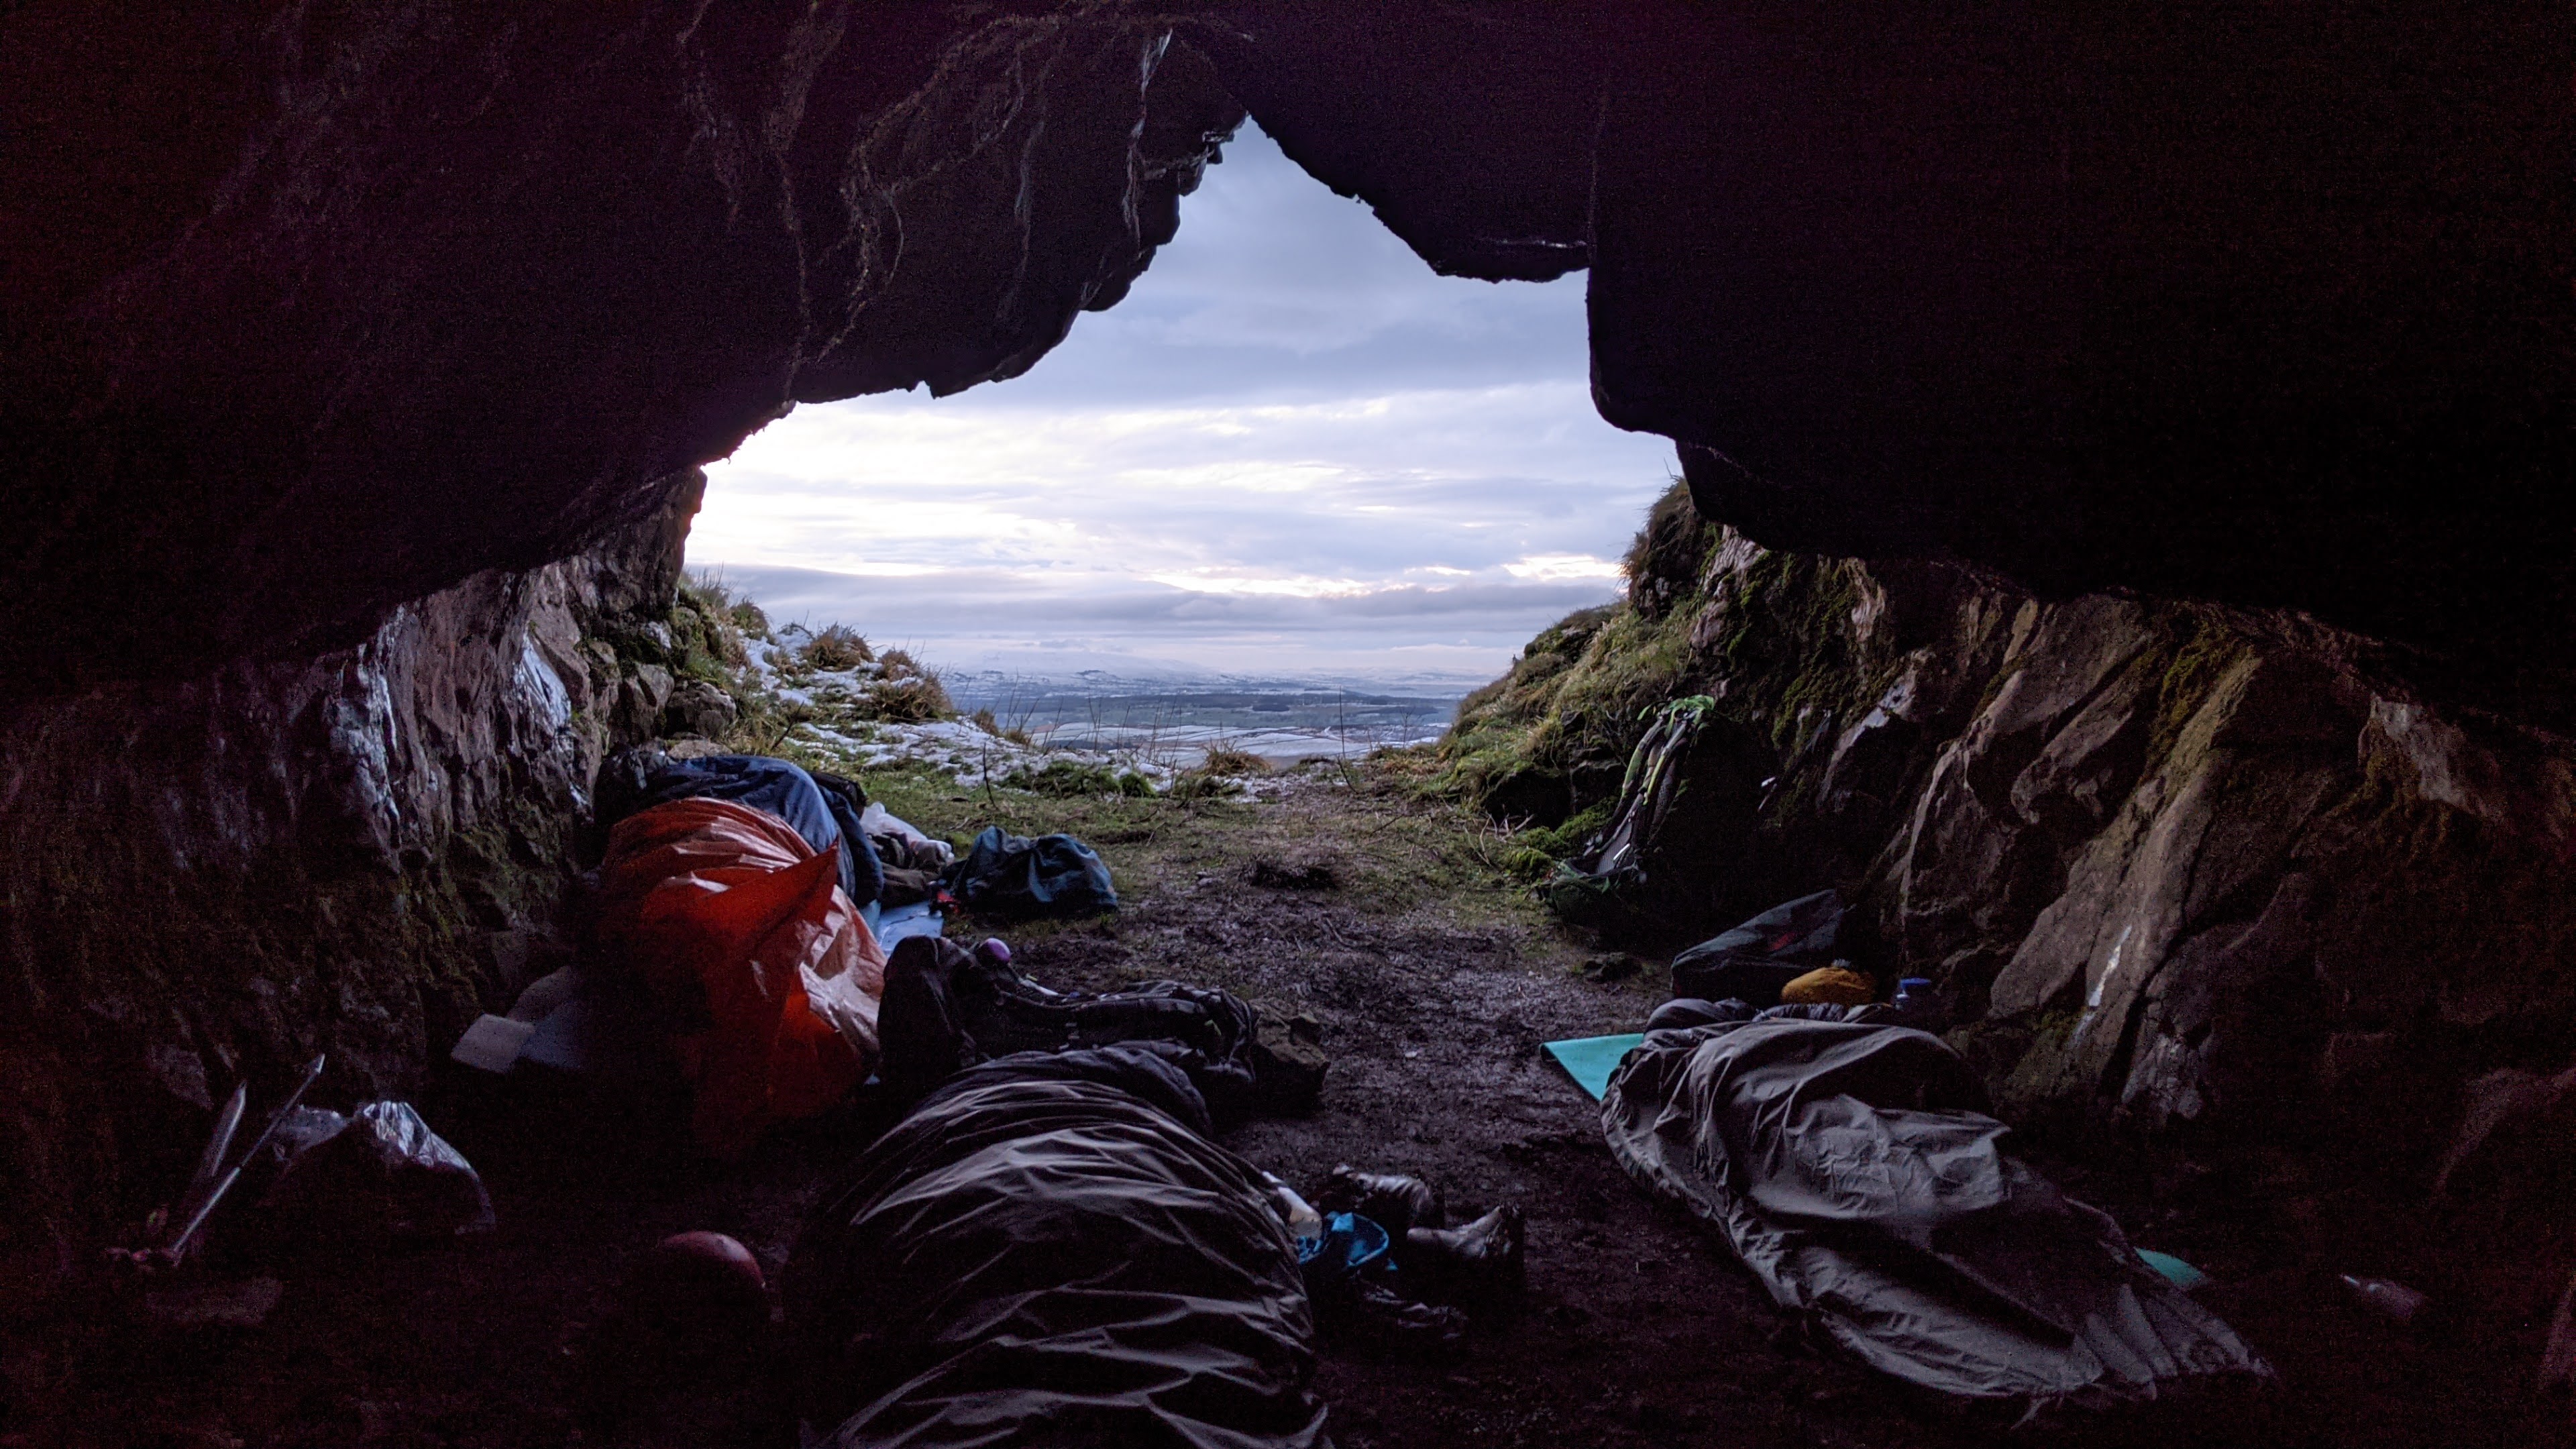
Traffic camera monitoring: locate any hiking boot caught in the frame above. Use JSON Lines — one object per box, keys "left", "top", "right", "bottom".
{"left": 1404, "top": 1204, "right": 1525, "bottom": 1308}
{"left": 1321, "top": 1276, "right": 1468, "bottom": 1360}
{"left": 1317, "top": 1166, "right": 1444, "bottom": 1237}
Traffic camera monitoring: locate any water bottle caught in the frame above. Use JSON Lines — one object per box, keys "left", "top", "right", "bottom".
{"left": 1892, "top": 977, "right": 1937, "bottom": 1027}
{"left": 1263, "top": 1173, "right": 1324, "bottom": 1243}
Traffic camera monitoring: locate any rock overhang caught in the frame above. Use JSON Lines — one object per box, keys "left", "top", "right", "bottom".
{"left": 2, "top": 1, "right": 2566, "bottom": 699}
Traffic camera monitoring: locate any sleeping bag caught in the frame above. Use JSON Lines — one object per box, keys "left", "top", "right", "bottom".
{"left": 594, "top": 798, "right": 886, "bottom": 1155}
{"left": 1601, "top": 1016, "right": 2269, "bottom": 1411}
{"left": 783, "top": 1046, "right": 1330, "bottom": 1448}
{"left": 597, "top": 750, "right": 885, "bottom": 908}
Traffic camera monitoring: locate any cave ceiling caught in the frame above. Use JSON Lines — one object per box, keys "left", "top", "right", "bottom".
{"left": 3, "top": 1, "right": 2567, "bottom": 698}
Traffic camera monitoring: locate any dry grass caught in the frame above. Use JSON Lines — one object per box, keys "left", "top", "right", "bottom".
{"left": 859, "top": 672, "right": 953, "bottom": 722}
{"left": 1199, "top": 746, "right": 1271, "bottom": 777}
{"left": 803, "top": 625, "right": 873, "bottom": 671}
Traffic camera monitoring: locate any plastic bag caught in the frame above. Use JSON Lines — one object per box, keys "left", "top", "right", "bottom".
{"left": 859, "top": 801, "right": 954, "bottom": 871}
{"left": 256, "top": 1101, "right": 496, "bottom": 1240}
{"left": 594, "top": 797, "right": 886, "bottom": 1155}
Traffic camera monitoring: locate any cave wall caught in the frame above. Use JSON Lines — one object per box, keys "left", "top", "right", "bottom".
{"left": 1625, "top": 519, "right": 2576, "bottom": 1172}
{"left": 0, "top": 1, "right": 1240, "bottom": 1256}
{"left": 0, "top": 468, "right": 710, "bottom": 1268}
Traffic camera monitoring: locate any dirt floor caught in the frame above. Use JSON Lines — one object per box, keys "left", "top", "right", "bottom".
{"left": 17, "top": 764, "right": 2575, "bottom": 1448}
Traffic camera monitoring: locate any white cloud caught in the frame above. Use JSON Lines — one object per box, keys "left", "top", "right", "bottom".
{"left": 1505, "top": 553, "right": 1626, "bottom": 582}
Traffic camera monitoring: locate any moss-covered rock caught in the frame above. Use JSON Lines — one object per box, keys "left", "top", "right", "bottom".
{"left": 1434, "top": 484, "right": 1960, "bottom": 920}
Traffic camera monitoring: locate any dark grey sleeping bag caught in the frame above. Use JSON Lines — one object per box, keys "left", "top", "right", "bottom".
{"left": 783, "top": 1046, "right": 1330, "bottom": 1448}
{"left": 1602, "top": 1018, "right": 2270, "bottom": 1410}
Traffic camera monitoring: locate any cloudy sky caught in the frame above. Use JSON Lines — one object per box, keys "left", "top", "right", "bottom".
{"left": 692, "top": 123, "right": 1676, "bottom": 688}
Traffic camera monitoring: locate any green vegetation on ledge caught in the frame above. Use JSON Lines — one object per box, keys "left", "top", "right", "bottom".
{"left": 1427, "top": 480, "right": 1904, "bottom": 887}
{"left": 1432, "top": 483, "right": 1717, "bottom": 828}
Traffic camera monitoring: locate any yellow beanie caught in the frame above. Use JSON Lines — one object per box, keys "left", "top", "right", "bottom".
{"left": 1780, "top": 966, "right": 1876, "bottom": 1007}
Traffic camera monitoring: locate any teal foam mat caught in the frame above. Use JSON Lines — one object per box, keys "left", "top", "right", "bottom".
{"left": 1542, "top": 1033, "right": 1647, "bottom": 1101}
{"left": 2136, "top": 1249, "right": 2210, "bottom": 1291}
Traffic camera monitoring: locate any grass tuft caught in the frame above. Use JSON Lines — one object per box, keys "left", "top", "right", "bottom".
{"left": 858, "top": 671, "right": 952, "bottom": 722}
{"left": 804, "top": 626, "right": 874, "bottom": 671}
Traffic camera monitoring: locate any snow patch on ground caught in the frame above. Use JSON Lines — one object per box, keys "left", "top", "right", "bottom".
{"left": 748, "top": 631, "right": 1177, "bottom": 788}
{"left": 794, "top": 718, "right": 1179, "bottom": 790}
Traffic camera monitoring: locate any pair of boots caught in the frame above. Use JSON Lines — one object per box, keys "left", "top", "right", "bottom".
{"left": 1304, "top": 1165, "right": 1524, "bottom": 1358}
{"left": 877, "top": 936, "right": 1333, "bottom": 1120}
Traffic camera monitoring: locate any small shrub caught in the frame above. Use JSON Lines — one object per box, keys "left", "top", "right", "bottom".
{"left": 1199, "top": 746, "right": 1269, "bottom": 777}
{"left": 677, "top": 570, "right": 735, "bottom": 614}
{"left": 969, "top": 706, "right": 1033, "bottom": 745}
{"left": 665, "top": 606, "right": 732, "bottom": 683}
{"left": 861, "top": 672, "right": 952, "bottom": 722}
{"left": 804, "top": 625, "right": 873, "bottom": 671}
{"left": 724, "top": 696, "right": 819, "bottom": 755}
{"left": 877, "top": 647, "right": 920, "bottom": 680}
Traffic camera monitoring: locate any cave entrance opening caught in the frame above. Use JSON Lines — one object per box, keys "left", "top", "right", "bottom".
{"left": 689, "top": 121, "right": 1674, "bottom": 769}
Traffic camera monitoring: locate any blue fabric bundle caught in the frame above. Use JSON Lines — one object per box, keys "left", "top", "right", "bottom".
{"left": 946, "top": 826, "right": 1117, "bottom": 918}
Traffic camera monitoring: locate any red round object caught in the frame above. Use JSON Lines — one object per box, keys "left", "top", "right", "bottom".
{"left": 621, "top": 1231, "right": 770, "bottom": 1344}
{"left": 654, "top": 1230, "right": 765, "bottom": 1291}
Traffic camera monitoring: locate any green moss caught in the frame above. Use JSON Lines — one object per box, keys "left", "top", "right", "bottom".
{"left": 2147, "top": 612, "right": 2251, "bottom": 764}
{"left": 1707, "top": 551, "right": 1872, "bottom": 756}
{"left": 1515, "top": 796, "right": 1614, "bottom": 859}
